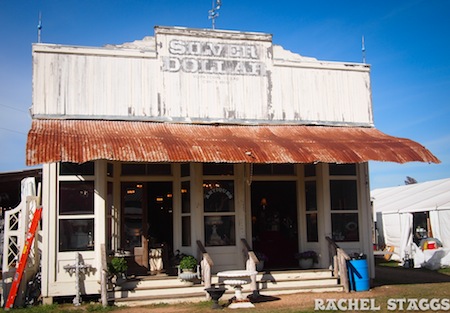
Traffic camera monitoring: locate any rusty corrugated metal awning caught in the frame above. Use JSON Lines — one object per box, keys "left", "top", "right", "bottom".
{"left": 26, "top": 119, "right": 440, "bottom": 166}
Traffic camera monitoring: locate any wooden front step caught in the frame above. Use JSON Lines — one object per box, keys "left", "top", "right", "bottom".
{"left": 109, "top": 269, "right": 344, "bottom": 306}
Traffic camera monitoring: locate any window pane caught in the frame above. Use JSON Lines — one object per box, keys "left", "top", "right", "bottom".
{"left": 60, "top": 162, "right": 94, "bottom": 175}
{"left": 204, "top": 216, "right": 235, "bottom": 246}
{"left": 59, "top": 181, "right": 94, "bottom": 215}
{"left": 107, "top": 182, "right": 113, "bottom": 251}
{"left": 203, "top": 163, "right": 234, "bottom": 175}
{"left": 181, "top": 163, "right": 190, "bottom": 177}
{"left": 204, "top": 180, "right": 234, "bottom": 212}
{"left": 59, "top": 219, "right": 94, "bottom": 251}
{"left": 182, "top": 216, "right": 191, "bottom": 246}
{"left": 330, "top": 180, "right": 358, "bottom": 210}
{"left": 304, "top": 164, "right": 316, "bottom": 177}
{"left": 121, "top": 163, "right": 172, "bottom": 176}
{"left": 181, "top": 181, "right": 191, "bottom": 213}
{"left": 305, "top": 181, "right": 317, "bottom": 211}
{"left": 107, "top": 163, "right": 114, "bottom": 177}
{"left": 329, "top": 164, "right": 356, "bottom": 176}
{"left": 123, "top": 184, "right": 143, "bottom": 250}
{"left": 253, "top": 164, "right": 295, "bottom": 176}
{"left": 306, "top": 213, "right": 318, "bottom": 242}
{"left": 331, "top": 213, "right": 359, "bottom": 242}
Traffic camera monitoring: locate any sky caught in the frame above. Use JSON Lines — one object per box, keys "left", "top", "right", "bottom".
{"left": 0, "top": 0, "right": 449, "bottom": 190}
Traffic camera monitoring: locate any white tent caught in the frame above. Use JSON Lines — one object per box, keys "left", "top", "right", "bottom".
{"left": 372, "top": 178, "right": 450, "bottom": 269}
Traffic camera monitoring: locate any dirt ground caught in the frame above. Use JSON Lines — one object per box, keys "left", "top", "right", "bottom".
{"left": 112, "top": 264, "right": 450, "bottom": 313}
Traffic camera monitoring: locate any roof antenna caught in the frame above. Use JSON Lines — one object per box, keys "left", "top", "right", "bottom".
{"left": 362, "top": 35, "right": 366, "bottom": 64}
{"left": 208, "top": 0, "right": 222, "bottom": 29}
{"left": 37, "top": 12, "right": 42, "bottom": 43}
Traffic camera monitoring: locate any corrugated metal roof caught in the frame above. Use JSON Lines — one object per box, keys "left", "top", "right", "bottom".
{"left": 26, "top": 119, "right": 440, "bottom": 166}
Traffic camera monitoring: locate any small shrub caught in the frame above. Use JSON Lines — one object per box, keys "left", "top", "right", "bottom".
{"left": 179, "top": 255, "right": 198, "bottom": 270}
{"left": 108, "top": 257, "right": 128, "bottom": 275}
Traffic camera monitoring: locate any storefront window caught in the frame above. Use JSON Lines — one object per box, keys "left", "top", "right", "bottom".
{"left": 253, "top": 164, "right": 295, "bottom": 176}
{"left": 203, "top": 163, "right": 234, "bottom": 176}
{"left": 59, "top": 219, "right": 94, "bottom": 251}
{"left": 305, "top": 181, "right": 318, "bottom": 242}
{"left": 329, "top": 164, "right": 356, "bottom": 176}
{"left": 182, "top": 216, "right": 191, "bottom": 246}
{"left": 331, "top": 213, "right": 359, "bottom": 242}
{"left": 181, "top": 181, "right": 191, "bottom": 246}
{"left": 204, "top": 216, "right": 236, "bottom": 246}
{"left": 59, "top": 181, "right": 94, "bottom": 215}
{"left": 330, "top": 180, "right": 358, "bottom": 210}
{"left": 203, "top": 181, "right": 235, "bottom": 212}
{"left": 203, "top": 180, "right": 236, "bottom": 246}
{"left": 60, "top": 162, "right": 94, "bottom": 175}
{"left": 330, "top": 178, "right": 359, "bottom": 242}
{"left": 121, "top": 163, "right": 172, "bottom": 176}
{"left": 304, "top": 164, "right": 316, "bottom": 177}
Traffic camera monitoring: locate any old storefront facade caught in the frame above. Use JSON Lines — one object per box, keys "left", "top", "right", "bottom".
{"left": 25, "top": 26, "right": 439, "bottom": 300}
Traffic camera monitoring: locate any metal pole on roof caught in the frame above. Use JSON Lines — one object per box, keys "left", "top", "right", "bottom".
{"left": 37, "top": 12, "right": 42, "bottom": 43}
{"left": 362, "top": 35, "right": 366, "bottom": 64}
{"left": 208, "top": 0, "right": 222, "bottom": 29}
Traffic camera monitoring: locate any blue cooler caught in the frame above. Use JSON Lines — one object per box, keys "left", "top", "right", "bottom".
{"left": 347, "top": 259, "right": 370, "bottom": 291}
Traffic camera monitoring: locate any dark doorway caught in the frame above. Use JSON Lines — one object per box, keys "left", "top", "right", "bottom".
{"left": 121, "top": 182, "right": 173, "bottom": 275}
{"left": 251, "top": 181, "right": 298, "bottom": 269}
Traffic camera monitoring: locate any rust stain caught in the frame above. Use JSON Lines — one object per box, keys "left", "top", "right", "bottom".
{"left": 26, "top": 119, "right": 440, "bottom": 166}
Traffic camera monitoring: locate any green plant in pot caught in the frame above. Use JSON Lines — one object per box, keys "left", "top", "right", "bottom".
{"left": 179, "top": 255, "right": 198, "bottom": 272}
{"left": 108, "top": 256, "right": 128, "bottom": 283}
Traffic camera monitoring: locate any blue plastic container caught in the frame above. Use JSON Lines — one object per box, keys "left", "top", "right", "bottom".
{"left": 347, "top": 259, "right": 370, "bottom": 291}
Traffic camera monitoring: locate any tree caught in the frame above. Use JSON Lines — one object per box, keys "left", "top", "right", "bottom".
{"left": 404, "top": 176, "right": 418, "bottom": 185}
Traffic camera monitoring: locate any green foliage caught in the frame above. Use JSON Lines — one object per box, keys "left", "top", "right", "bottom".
{"left": 107, "top": 257, "right": 128, "bottom": 275}
{"left": 179, "top": 255, "right": 198, "bottom": 270}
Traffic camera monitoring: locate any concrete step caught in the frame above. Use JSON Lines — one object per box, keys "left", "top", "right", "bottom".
{"left": 108, "top": 269, "right": 343, "bottom": 306}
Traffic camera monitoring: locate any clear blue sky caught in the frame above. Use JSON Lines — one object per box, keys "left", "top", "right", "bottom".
{"left": 1, "top": 0, "right": 449, "bottom": 190}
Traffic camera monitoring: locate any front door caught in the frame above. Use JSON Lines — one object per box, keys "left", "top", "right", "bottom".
{"left": 251, "top": 181, "right": 298, "bottom": 269}
{"left": 121, "top": 182, "right": 173, "bottom": 275}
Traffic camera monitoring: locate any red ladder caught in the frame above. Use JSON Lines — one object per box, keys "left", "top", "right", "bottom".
{"left": 4, "top": 206, "right": 43, "bottom": 310}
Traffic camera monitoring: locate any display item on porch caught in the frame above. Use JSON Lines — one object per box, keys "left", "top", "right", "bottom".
{"left": 108, "top": 256, "right": 128, "bottom": 285}
{"left": 295, "top": 250, "right": 318, "bottom": 269}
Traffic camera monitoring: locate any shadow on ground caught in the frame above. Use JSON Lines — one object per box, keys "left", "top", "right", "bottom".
{"left": 374, "top": 261, "right": 450, "bottom": 286}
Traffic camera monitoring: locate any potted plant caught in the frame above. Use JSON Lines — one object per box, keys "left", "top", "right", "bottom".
{"left": 178, "top": 255, "right": 199, "bottom": 285}
{"left": 295, "top": 250, "right": 318, "bottom": 269}
{"left": 108, "top": 256, "right": 128, "bottom": 285}
{"left": 179, "top": 255, "right": 198, "bottom": 273}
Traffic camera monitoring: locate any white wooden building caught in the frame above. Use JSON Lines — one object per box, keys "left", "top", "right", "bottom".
{"left": 24, "top": 26, "right": 438, "bottom": 303}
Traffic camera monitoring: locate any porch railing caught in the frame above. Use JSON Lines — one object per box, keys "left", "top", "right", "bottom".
{"left": 240, "top": 238, "right": 259, "bottom": 295}
{"left": 196, "top": 240, "right": 214, "bottom": 291}
{"left": 325, "top": 236, "right": 350, "bottom": 292}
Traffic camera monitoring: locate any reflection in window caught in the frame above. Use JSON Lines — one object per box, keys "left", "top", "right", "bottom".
{"left": 59, "top": 181, "right": 94, "bottom": 215}
{"left": 203, "top": 181, "right": 234, "bottom": 212}
{"left": 59, "top": 219, "right": 94, "bottom": 251}
{"left": 204, "top": 216, "right": 235, "bottom": 246}
{"left": 331, "top": 213, "right": 359, "bottom": 242}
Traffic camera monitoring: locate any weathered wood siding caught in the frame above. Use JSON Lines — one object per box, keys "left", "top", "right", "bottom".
{"left": 32, "top": 27, "right": 373, "bottom": 126}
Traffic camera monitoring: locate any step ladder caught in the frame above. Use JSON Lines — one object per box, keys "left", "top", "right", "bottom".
{"left": 4, "top": 206, "right": 42, "bottom": 310}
